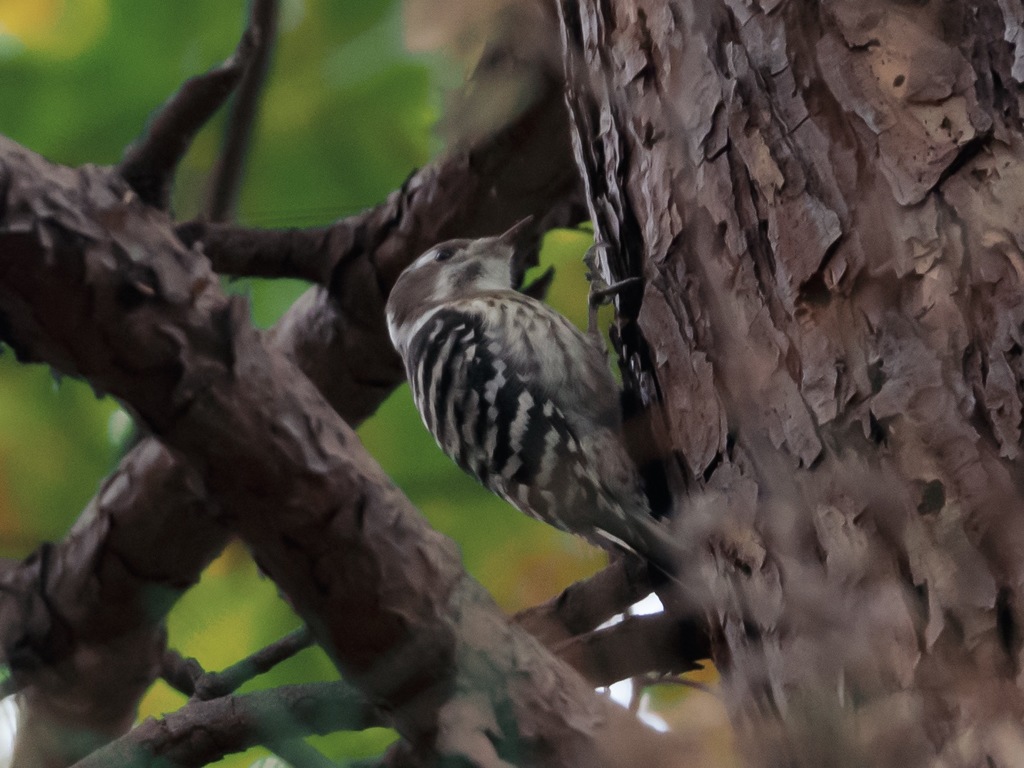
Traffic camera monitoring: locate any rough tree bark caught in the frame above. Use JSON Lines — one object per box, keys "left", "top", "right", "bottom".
{"left": 559, "top": 0, "right": 1024, "bottom": 765}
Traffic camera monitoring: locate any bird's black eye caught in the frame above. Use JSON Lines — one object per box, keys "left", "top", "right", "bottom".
{"left": 434, "top": 248, "right": 455, "bottom": 263}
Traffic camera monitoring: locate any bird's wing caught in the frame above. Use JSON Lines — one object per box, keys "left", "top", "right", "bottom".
{"left": 405, "top": 304, "right": 648, "bottom": 543}
{"left": 458, "top": 292, "right": 623, "bottom": 435}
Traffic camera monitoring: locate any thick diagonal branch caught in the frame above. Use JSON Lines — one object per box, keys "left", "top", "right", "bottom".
{"left": 0, "top": 66, "right": 580, "bottom": 768}
{"left": 0, "top": 8, "right": 584, "bottom": 765}
{"left": 0, "top": 138, "right": 675, "bottom": 767}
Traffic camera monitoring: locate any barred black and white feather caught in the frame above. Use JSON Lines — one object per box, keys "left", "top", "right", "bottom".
{"left": 386, "top": 224, "right": 678, "bottom": 572}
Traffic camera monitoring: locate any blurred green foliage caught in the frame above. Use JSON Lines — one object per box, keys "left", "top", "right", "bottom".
{"left": 0, "top": 1, "right": 604, "bottom": 764}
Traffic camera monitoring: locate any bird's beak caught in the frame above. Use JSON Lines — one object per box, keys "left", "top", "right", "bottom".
{"left": 498, "top": 216, "right": 538, "bottom": 290}
{"left": 497, "top": 216, "right": 534, "bottom": 245}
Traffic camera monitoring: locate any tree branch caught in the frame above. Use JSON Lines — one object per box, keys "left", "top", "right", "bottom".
{"left": 70, "top": 681, "right": 379, "bottom": 768}
{"left": 169, "top": 626, "right": 314, "bottom": 700}
{"left": 510, "top": 560, "right": 709, "bottom": 686}
{"left": 556, "top": 613, "right": 709, "bottom": 689}
{"left": 0, "top": 6, "right": 588, "bottom": 765}
{"left": 176, "top": 222, "right": 333, "bottom": 283}
{"left": 204, "top": 0, "right": 280, "bottom": 222}
{"left": 0, "top": 137, "right": 674, "bottom": 766}
{"left": 160, "top": 648, "right": 204, "bottom": 698}
{"left": 117, "top": 6, "right": 261, "bottom": 209}
{"left": 198, "top": 625, "right": 311, "bottom": 699}
{"left": 158, "top": 638, "right": 352, "bottom": 768}
{"left": 0, "top": 63, "right": 580, "bottom": 768}
{"left": 513, "top": 558, "right": 655, "bottom": 646}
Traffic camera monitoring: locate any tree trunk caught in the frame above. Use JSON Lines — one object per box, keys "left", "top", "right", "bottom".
{"left": 560, "top": 0, "right": 1024, "bottom": 764}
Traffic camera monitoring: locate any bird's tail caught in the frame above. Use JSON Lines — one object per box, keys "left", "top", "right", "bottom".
{"left": 631, "top": 512, "right": 685, "bottom": 579}
{"left": 590, "top": 499, "right": 684, "bottom": 580}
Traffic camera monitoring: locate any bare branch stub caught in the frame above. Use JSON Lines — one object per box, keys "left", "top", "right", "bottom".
{"left": 117, "top": 4, "right": 265, "bottom": 209}
{"left": 204, "top": 0, "right": 281, "bottom": 222}
{"left": 511, "top": 558, "right": 712, "bottom": 687}
{"left": 176, "top": 221, "right": 333, "bottom": 284}
{"left": 160, "top": 649, "right": 204, "bottom": 697}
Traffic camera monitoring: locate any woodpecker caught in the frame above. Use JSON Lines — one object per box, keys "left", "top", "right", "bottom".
{"left": 386, "top": 222, "right": 678, "bottom": 572}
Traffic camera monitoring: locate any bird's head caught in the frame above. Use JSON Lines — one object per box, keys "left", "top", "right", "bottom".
{"left": 386, "top": 218, "right": 535, "bottom": 353}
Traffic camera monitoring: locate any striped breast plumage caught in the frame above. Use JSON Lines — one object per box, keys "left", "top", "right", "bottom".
{"left": 403, "top": 297, "right": 643, "bottom": 540}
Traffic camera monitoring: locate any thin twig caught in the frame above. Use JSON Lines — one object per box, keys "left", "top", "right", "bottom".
{"left": 70, "top": 681, "right": 381, "bottom": 768}
{"left": 195, "top": 625, "right": 313, "bottom": 699}
{"left": 205, "top": 0, "right": 280, "bottom": 222}
{"left": 161, "top": 626, "right": 312, "bottom": 701}
{"left": 117, "top": 23, "right": 257, "bottom": 208}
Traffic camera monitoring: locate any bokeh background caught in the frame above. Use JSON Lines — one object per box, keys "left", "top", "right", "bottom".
{"left": 0, "top": 1, "right": 626, "bottom": 764}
